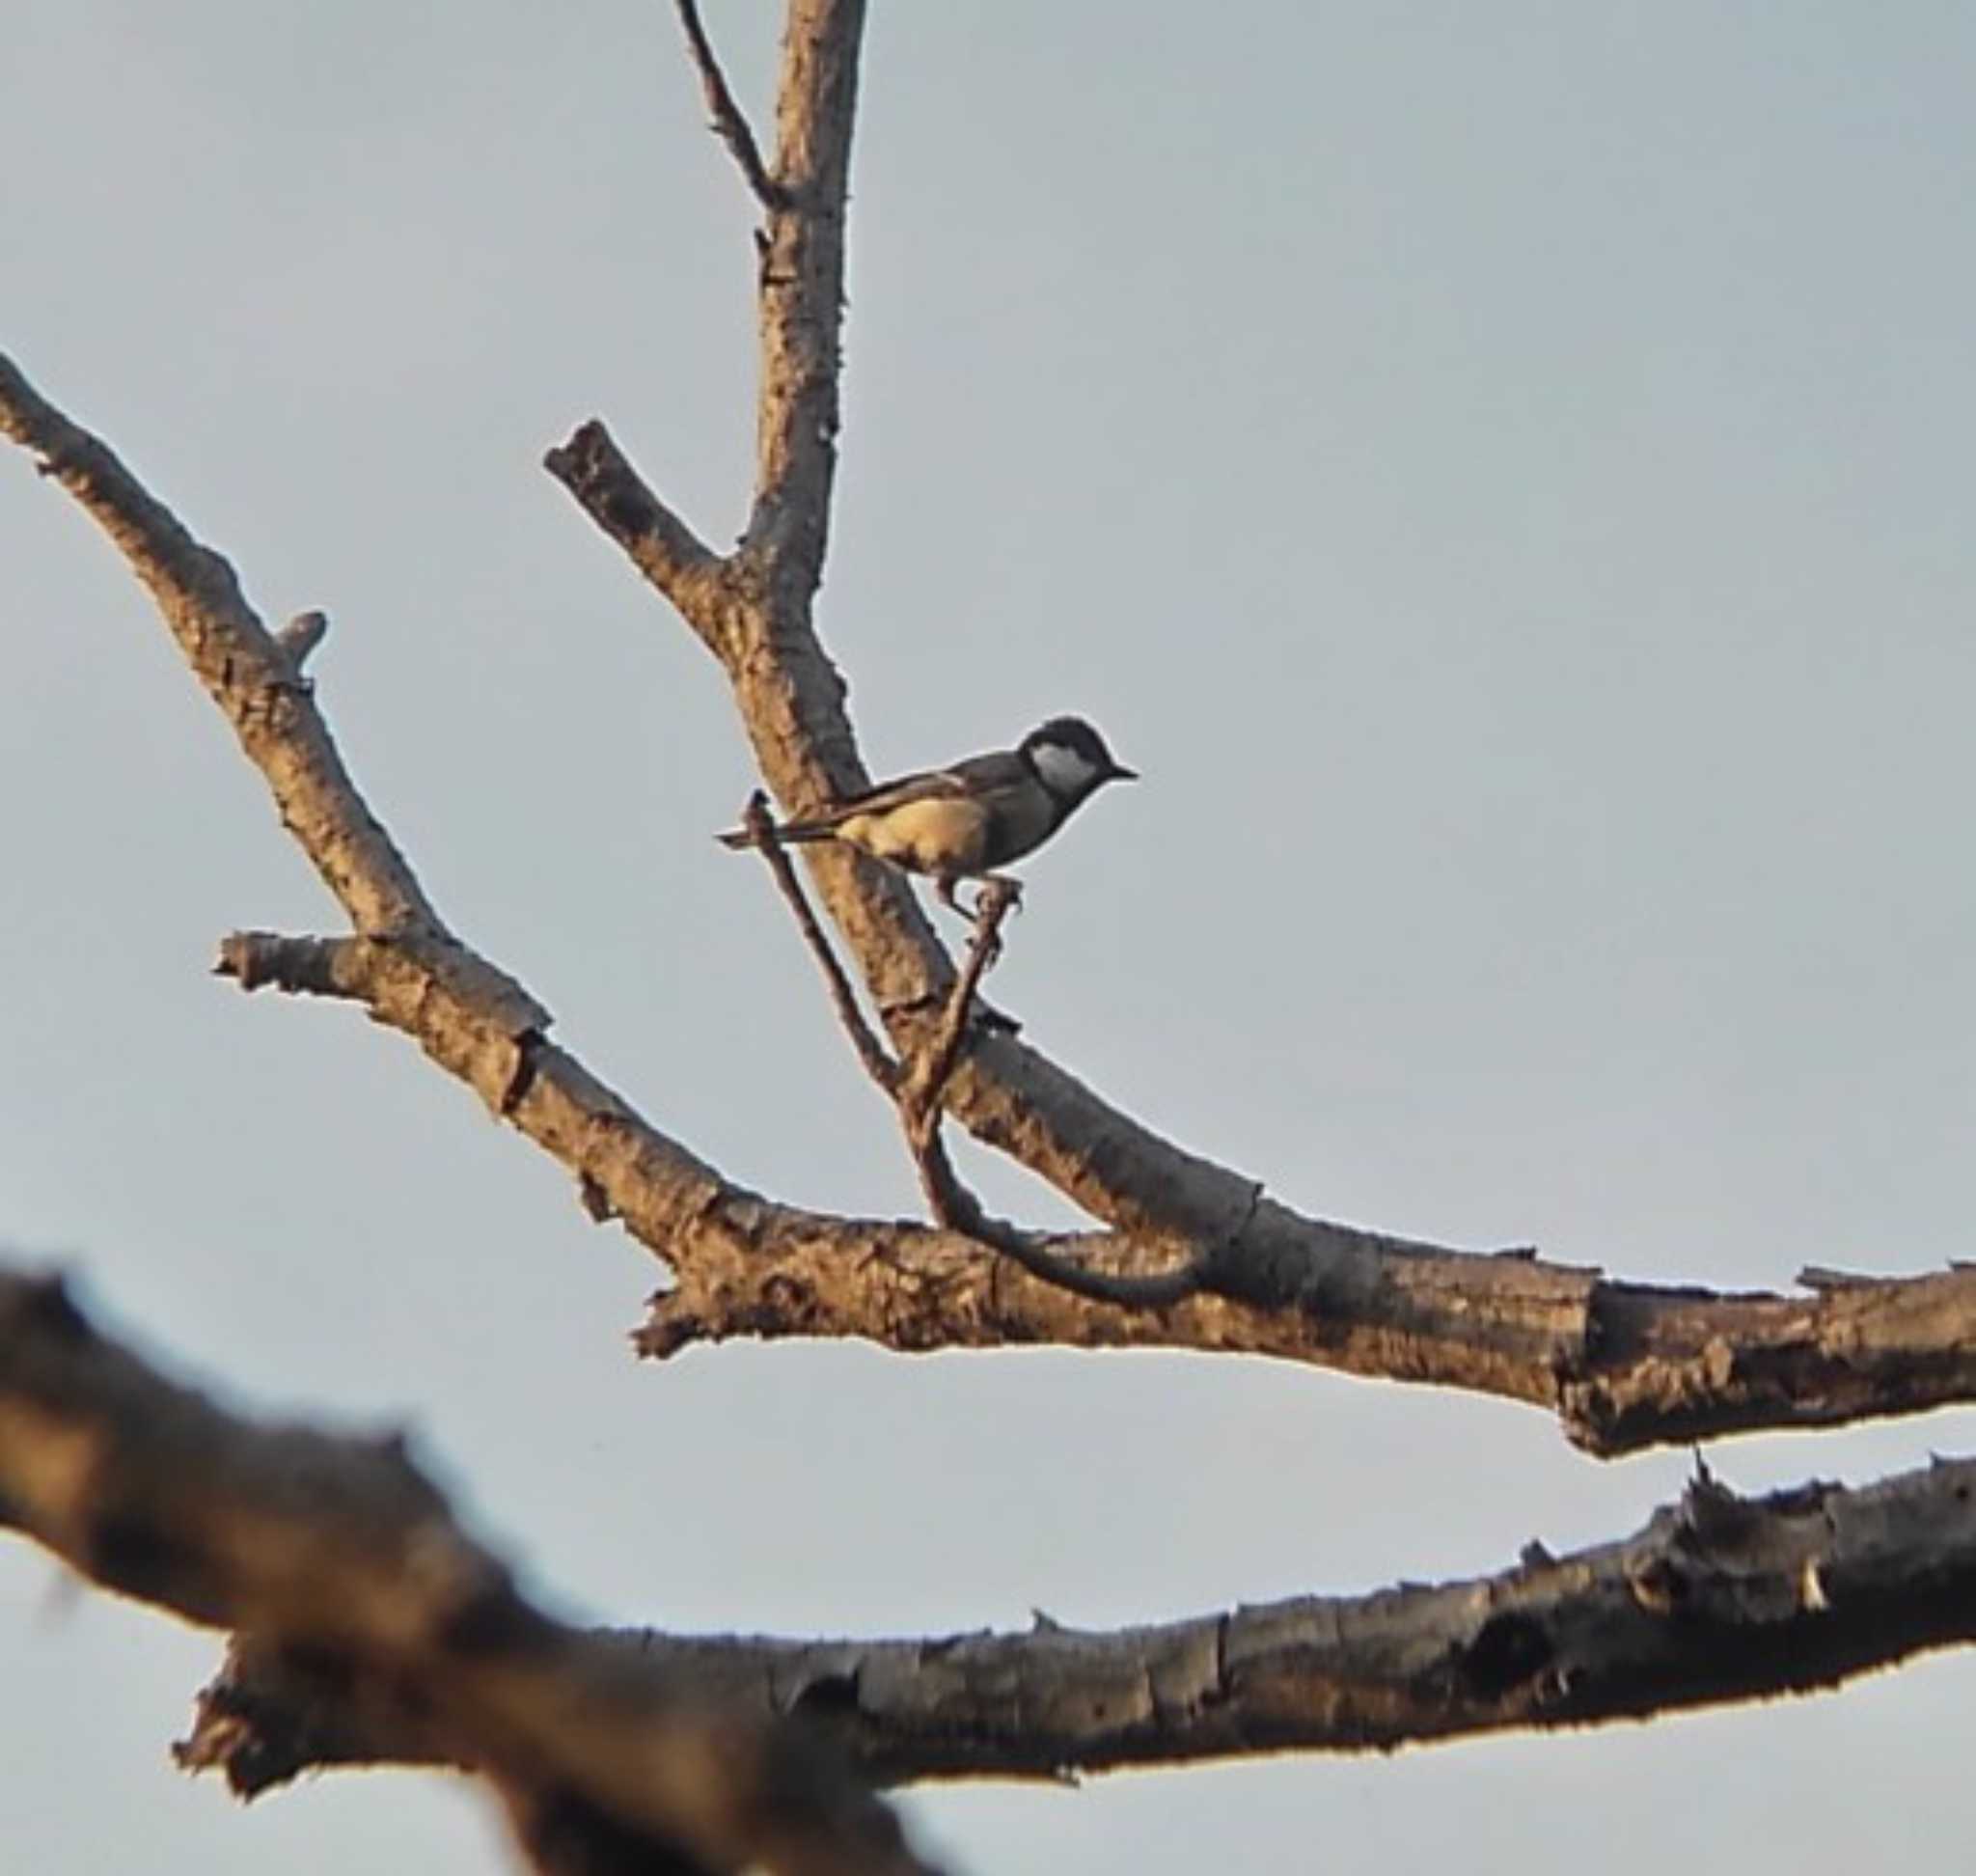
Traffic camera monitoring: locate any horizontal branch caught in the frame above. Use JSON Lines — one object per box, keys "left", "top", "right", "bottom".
{"left": 212, "top": 933, "right": 1976, "bottom": 1456}
{"left": 0, "top": 1267, "right": 934, "bottom": 1876}
{"left": 188, "top": 1452, "right": 1976, "bottom": 1788}
{"left": 634, "top": 1196, "right": 1976, "bottom": 1455}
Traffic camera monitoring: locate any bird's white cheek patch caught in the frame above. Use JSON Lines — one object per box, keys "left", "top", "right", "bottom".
{"left": 1031, "top": 742, "right": 1099, "bottom": 795}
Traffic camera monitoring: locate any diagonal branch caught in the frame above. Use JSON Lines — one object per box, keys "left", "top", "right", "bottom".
{"left": 556, "top": 0, "right": 1296, "bottom": 1255}
{"left": 673, "top": 0, "right": 789, "bottom": 213}
{"left": 0, "top": 352, "right": 438, "bottom": 938}
{"left": 541, "top": 419, "right": 728, "bottom": 651}
{"left": 186, "top": 1450, "right": 1976, "bottom": 1789}
{"left": 0, "top": 1268, "right": 937, "bottom": 1876}
{"left": 896, "top": 880, "right": 1021, "bottom": 1131}
{"left": 740, "top": 790, "right": 902, "bottom": 1094}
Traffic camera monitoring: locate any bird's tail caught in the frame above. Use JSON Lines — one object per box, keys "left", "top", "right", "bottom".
{"left": 715, "top": 819, "right": 835, "bottom": 851}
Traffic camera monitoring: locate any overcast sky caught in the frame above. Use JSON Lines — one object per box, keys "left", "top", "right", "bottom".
{"left": 7, "top": 4, "right": 1976, "bottom": 1870}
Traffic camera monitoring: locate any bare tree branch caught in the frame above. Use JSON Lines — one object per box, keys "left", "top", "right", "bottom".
{"left": 13, "top": 302, "right": 1976, "bottom": 1464}
{"left": 893, "top": 885, "right": 1209, "bottom": 1310}
{"left": 897, "top": 879, "right": 1021, "bottom": 1130}
{"left": 184, "top": 1452, "right": 1976, "bottom": 1789}
{"left": 0, "top": 1267, "right": 937, "bottom": 1876}
{"left": 912, "top": 1141, "right": 1210, "bottom": 1311}
{"left": 534, "top": 0, "right": 1976, "bottom": 1456}
{"left": 746, "top": 0, "right": 863, "bottom": 576}
{"left": 547, "top": 11, "right": 1298, "bottom": 1262}
{"left": 673, "top": 0, "right": 788, "bottom": 213}
{"left": 13, "top": 0, "right": 1968, "bottom": 1861}
{"left": 542, "top": 24, "right": 1507, "bottom": 1289}
{"left": 541, "top": 419, "right": 728, "bottom": 651}
{"left": 740, "top": 789, "right": 903, "bottom": 1095}
{"left": 738, "top": 823, "right": 1209, "bottom": 1310}
{"left": 0, "top": 353, "right": 437, "bottom": 939}
{"left": 632, "top": 1207, "right": 1976, "bottom": 1458}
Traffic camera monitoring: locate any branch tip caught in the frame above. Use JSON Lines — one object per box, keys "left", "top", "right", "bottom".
{"left": 673, "top": 0, "right": 791, "bottom": 213}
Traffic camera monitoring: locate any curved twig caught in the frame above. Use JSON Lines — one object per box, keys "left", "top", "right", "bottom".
{"left": 899, "top": 879, "right": 1021, "bottom": 1134}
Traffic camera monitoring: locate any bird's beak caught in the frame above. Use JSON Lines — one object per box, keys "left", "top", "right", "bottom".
{"left": 1110, "top": 763, "right": 1139, "bottom": 783}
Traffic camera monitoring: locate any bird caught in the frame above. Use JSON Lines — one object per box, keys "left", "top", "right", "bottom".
{"left": 717, "top": 716, "right": 1137, "bottom": 915}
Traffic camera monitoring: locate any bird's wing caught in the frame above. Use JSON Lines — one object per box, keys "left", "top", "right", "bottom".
{"left": 803, "top": 751, "right": 1027, "bottom": 827}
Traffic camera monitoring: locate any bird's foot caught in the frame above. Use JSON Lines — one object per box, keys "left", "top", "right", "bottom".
{"left": 980, "top": 875, "right": 1025, "bottom": 919}
{"left": 961, "top": 876, "right": 1023, "bottom": 924}
{"left": 937, "top": 876, "right": 1023, "bottom": 924}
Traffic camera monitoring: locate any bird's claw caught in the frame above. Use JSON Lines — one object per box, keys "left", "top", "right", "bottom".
{"left": 975, "top": 876, "right": 1024, "bottom": 923}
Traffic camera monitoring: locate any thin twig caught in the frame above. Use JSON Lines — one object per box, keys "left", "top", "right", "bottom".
{"left": 740, "top": 856, "right": 1204, "bottom": 1310}
{"left": 742, "top": 793, "right": 901, "bottom": 1092}
{"left": 912, "top": 1129, "right": 1204, "bottom": 1310}
{"left": 900, "top": 877, "right": 1021, "bottom": 1134}
{"left": 674, "top": 0, "right": 790, "bottom": 213}
{"left": 892, "top": 886, "right": 1202, "bottom": 1305}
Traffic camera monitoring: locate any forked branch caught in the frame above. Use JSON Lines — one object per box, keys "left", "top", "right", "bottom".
{"left": 732, "top": 824, "right": 1208, "bottom": 1308}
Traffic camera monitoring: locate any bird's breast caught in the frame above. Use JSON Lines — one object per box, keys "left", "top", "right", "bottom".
{"left": 979, "top": 787, "right": 1063, "bottom": 868}
{"left": 837, "top": 797, "right": 994, "bottom": 875}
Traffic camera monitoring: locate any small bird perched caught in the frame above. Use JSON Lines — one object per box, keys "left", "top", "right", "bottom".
{"left": 718, "top": 716, "right": 1137, "bottom": 915}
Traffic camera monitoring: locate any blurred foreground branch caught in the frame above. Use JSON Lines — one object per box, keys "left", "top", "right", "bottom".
{"left": 0, "top": 1266, "right": 934, "bottom": 1876}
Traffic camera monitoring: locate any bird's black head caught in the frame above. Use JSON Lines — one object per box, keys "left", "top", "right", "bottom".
{"left": 1021, "top": 716, "right": 1139, "bottom": 800}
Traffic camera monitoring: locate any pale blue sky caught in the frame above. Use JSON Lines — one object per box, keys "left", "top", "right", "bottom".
{"left": 6, "top": 4, "right": 1976, "bottom": 1870}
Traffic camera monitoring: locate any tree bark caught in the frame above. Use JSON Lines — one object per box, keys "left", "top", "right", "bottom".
{"left": 0, "top": 1268, "right": 933, "bottom": 1876}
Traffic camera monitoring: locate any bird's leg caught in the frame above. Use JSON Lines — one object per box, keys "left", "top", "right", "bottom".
{"left": 982, "top": 874, "right": 1024, "bottom": 916}
{"left": 966, "top": 878, "right": 1023, "bottom": 972}
{"left": 936, "top": 875, "right": 1024, "bottom": 925}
